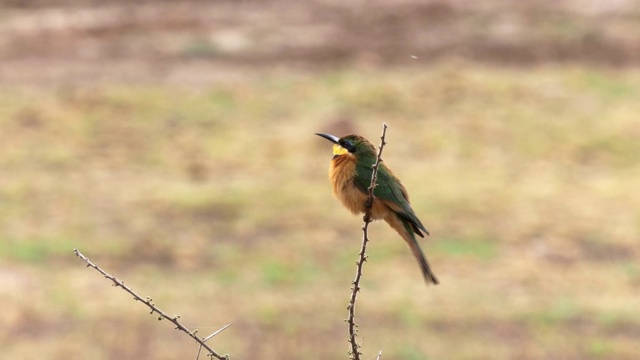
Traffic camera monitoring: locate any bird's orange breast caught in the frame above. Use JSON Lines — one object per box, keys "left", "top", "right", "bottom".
{"left": 329, "top": 154, "right": 390, "bottom": 220}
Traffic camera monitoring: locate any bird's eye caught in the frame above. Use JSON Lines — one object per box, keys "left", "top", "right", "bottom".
{"left": 341, "top": 140, "right": 354, "bottom": 152}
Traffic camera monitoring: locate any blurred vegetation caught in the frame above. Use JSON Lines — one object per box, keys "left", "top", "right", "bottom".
{"left": 1, "top": 65, "right": 638, "bottom": 359}
{"left": 1, "top": 1, "right": 640, "bottom": 359}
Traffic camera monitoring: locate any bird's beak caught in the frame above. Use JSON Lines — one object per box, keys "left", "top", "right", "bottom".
{"left": 315, "top": 133, "right": 340, "bottom": 144}
{"left": 316, "top": 132, "right": 350, "bottom": 156}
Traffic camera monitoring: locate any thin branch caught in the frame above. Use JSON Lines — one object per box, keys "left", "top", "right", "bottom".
{"left": 73, "top": 248, "right": 230, "bottom": 360}
{"left": 346, "top": 123, "right": 388, "bottom": 360}
{"left": 203, "top": 323, "right": 233, "bottom": 342}
{"left": 376, "top": 349, "right": 384, "bottom": 360}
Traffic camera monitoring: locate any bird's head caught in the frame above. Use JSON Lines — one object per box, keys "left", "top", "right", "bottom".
{"left": 315, "top": 133, "right": 376, "bottom": 158}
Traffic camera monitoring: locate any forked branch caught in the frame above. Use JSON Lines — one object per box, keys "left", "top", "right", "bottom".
{"left": 73, "top": 249, "right": 230, "bottom": 360}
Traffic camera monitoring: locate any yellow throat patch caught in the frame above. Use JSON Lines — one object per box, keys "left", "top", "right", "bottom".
{"left": 333, "top": 144, "right": 348, "bottom": 156}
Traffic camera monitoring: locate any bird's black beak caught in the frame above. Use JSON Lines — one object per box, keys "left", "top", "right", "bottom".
{"left": 315, "top": 132, "right": 340, "bottom": 144}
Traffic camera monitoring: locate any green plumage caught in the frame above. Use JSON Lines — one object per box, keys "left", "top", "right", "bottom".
{"left": 354, "top": 160, "right": 429, "bottom": 234}
{"left": 347, "top": 136, "right": 430, "bottom": 237}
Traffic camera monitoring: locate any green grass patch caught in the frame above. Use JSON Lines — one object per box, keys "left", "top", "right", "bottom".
{"left": 261, "top": 261, "right": 290, "bottom": 285}
{"left": 587, "top": 339, "right": 615, "bottom": 358}
{"left": 523, "top": 298, "right": 581, "bottom": 327}
{"left": 0, "top": 237, "right": 78, "bottom": 262}
{"left": 432, "top": 237, "right": 498, "bottom": 261}
{"left": 393, "top": 344, "right": 427, "bottom": 360}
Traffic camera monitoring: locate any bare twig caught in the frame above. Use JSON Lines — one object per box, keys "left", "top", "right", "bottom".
{"left": 195, "top": 324, "right": 233, "bottom": 360}
{"left": 203, "top": 323, "right": 233, "bottom": 342}
{"left": 73, "top": 249, "right": 230, "bottom": 360}
{"left": 376, "top": 349, "right": 384, "bottom": 360}
{"left": 346, "top": 123, "right": 388, "bottom": 360}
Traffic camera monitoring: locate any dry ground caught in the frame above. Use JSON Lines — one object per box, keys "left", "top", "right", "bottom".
{"left": 0, "top": 1, "right": 639, "bottom": 359}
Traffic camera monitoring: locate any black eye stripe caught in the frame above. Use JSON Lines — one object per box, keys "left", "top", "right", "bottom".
{"left": 341, "top": 140, "right": 355, "bottom": 152}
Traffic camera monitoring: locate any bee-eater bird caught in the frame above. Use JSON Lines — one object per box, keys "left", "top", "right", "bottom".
{"left": 316, "top": 133, "right": 438, "bottom": 285}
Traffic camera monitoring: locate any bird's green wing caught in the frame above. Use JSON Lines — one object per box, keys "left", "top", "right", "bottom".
{"left": 354, "top": 161, "right": 429, "bottom": 236}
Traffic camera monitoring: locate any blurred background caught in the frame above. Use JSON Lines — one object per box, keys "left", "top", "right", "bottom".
{"left": 1, "top": 1, "right": 639, "bottom": 359}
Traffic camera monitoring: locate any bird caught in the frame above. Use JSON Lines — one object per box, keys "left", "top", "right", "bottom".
{"left": 316, "top": 132, "right": 438, "bottom": 285}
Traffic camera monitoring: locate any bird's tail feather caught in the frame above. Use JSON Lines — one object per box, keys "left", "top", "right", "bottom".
{"left": 385, "top": 215, "right": 439, "bottom": 285}
{"left": 408, "top": 236, "right": 439, "bottom": 285}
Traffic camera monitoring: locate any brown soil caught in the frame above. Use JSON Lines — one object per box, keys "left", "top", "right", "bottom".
{"left": 1, "top": 0, "right": 639, "bottom": 85}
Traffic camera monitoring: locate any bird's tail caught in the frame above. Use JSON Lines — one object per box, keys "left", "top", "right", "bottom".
{"left": 385, "top": 215, "right": 439, "bottom": 285}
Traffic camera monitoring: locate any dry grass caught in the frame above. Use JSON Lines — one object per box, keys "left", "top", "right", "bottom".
{"left": 0, "top": 63, "right": 639, "bottom": 359}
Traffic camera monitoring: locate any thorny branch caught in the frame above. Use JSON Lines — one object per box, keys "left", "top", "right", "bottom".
{"left": 73, "top": 248, "right": 230, "bottom": 360}
{"left": 346, "top": 123, "right": 388, "bottom": 360}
